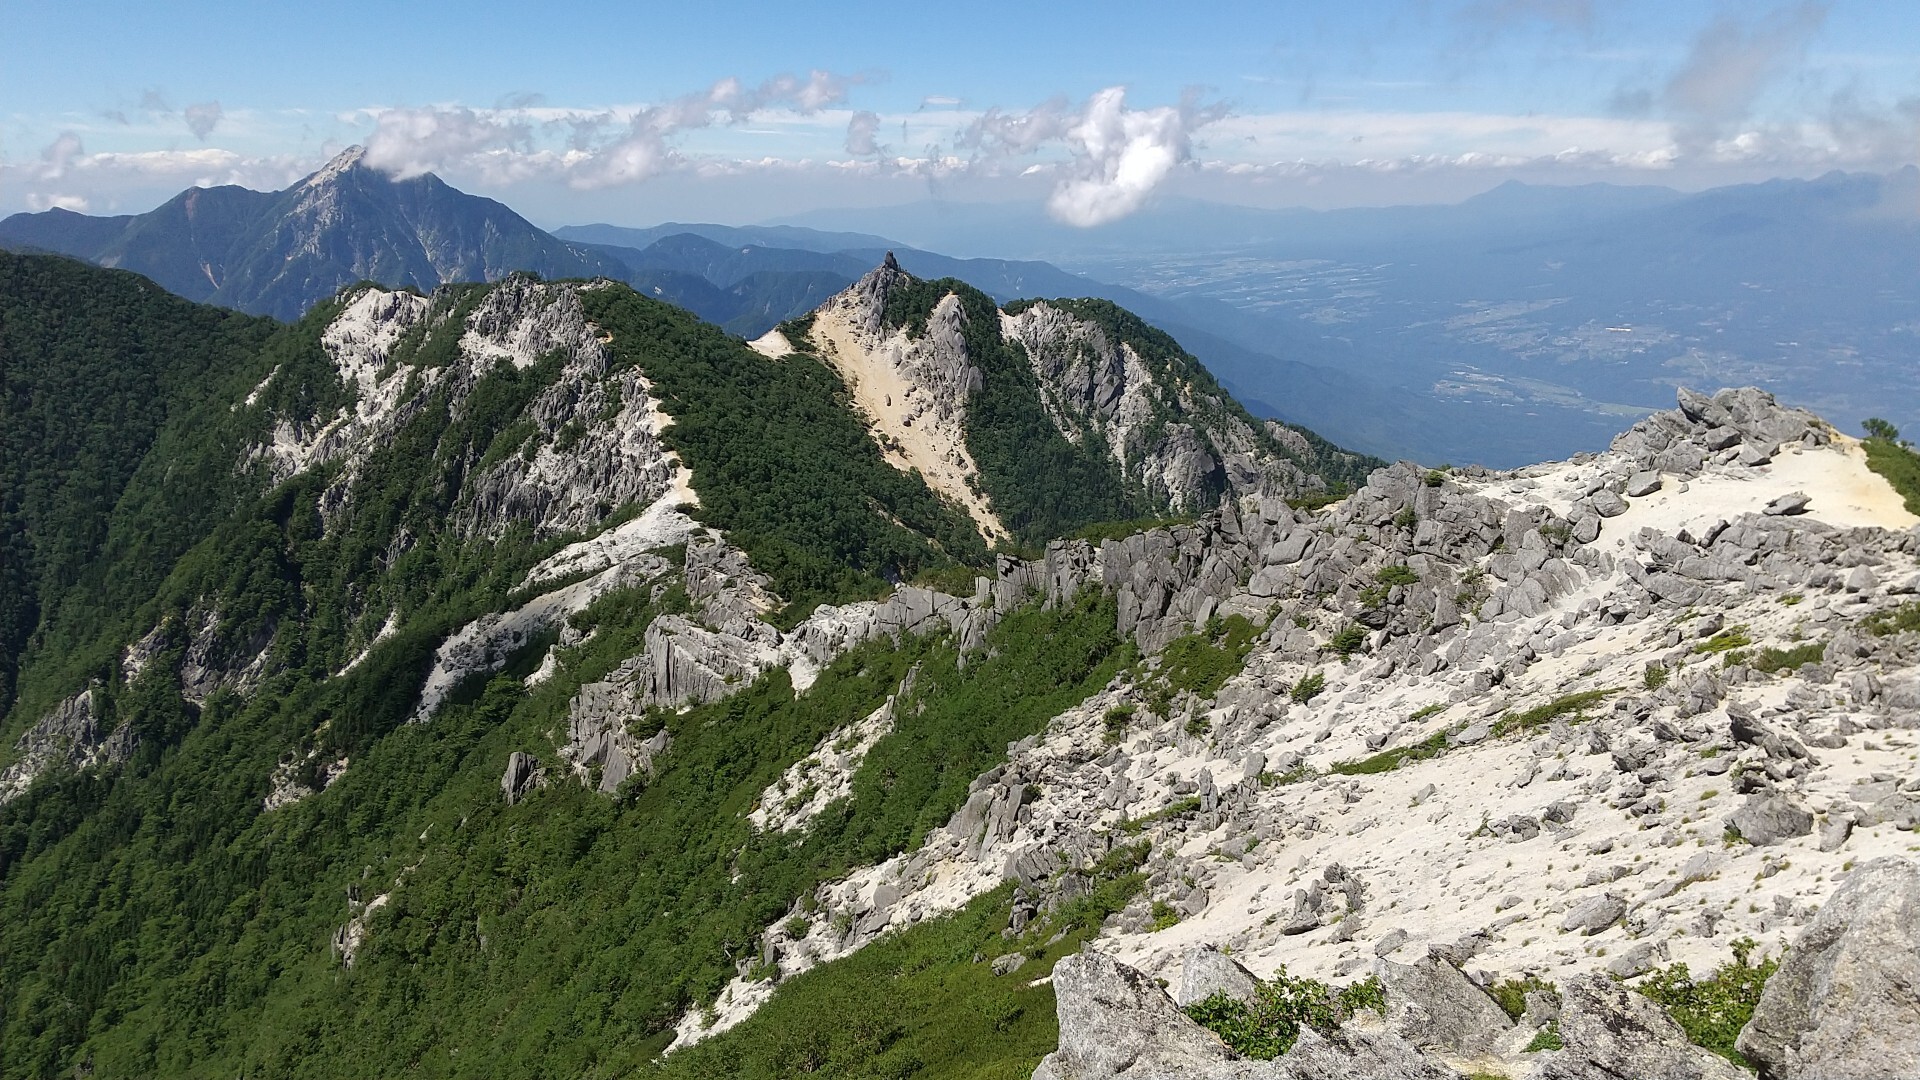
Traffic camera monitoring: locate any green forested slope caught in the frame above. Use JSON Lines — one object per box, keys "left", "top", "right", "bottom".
{"left": 0, "top": 251, "right": 278, "bottom": 717}
{"left": 0, "top": 584, "right": 1128, "bottom": 1077}
{"left": 0, "top": 262, "right": 1378, "bottom": 1079}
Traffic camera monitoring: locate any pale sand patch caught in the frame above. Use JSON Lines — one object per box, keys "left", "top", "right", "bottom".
{"left": 748, "top": 329, "right": 793, "bottom": 359}
{"left": 1599, "top": 438, "right": 1917, "bottom": 543}
{"left": 809, "top": 304, "right": 1008, "bottom": 541}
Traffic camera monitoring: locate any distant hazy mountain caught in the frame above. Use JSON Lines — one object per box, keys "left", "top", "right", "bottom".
{"left": 0, "top": 147, "right": 627, "bottom": 320}
{"left": 774, "top": 171, "right": 1920, "bottom": 465}
{"left": 557, "top": 221, "right": 896, "bottom": 254}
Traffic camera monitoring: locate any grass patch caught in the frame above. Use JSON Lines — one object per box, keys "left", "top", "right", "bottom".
{"left": 1863, "top": 601, "right": 1920, "bottom": 637}
{"left": 1751, "top": 641, "right": 1826, "bottom": 674}
{"left": 1070, "top": 516, "right": 1197, "bottom": 545}
{"left": 1327, "top": 623, "right": 1369, "bottom": 658}
{"left": 1489, "top": 689, "right": 1617, "bottom": 738}
{"left": 1862, "top": 435, "right": 1920, "bottom": 516}
{"left": 1332, "top": 727, "right": 1451, "bottom": 776}
{"left": 1374, "top": 565, "right": 1420, "bottom": 587}
{"left": 1289, "top": 670, "right": 1326, "bottom": 704}
{"left": 1489, "top": 975, "right": 1557, "bottom": 1021}
{"left": 1695, "top": 626, "right": 1753, "bottom": 654}
{"left": 1119, "top": 797, "right": 1204, "bottom": 834}
{"left": 1183, "top": 971, "right": 1384, "bottom": 1059}
{"left": 1637, "top": 938, "right": 1780, "bottom": 1068}
{"left": 1148, "top": 615, "right": 1262, "bottom": 710}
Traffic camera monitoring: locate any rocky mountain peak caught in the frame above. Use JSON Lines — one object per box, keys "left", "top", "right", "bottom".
{"left": 303, "top": 144, "right": 371, "bottom": 188}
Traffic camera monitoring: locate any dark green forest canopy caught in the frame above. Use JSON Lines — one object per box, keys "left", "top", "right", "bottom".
{"left": 0, "top": 251, "right": 279, "bottom": 718}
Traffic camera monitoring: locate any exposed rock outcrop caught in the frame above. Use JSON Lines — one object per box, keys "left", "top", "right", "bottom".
{"left": 1736, "top": 857, "right": 1920, "bottom": 1080}
{"left": 1540, "top": 976, "right": 1747, "bottom": 1080}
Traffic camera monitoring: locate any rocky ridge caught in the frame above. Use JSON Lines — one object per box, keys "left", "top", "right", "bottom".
{"left": 664, "top": 387, "right": 1920, "bottom": 1057}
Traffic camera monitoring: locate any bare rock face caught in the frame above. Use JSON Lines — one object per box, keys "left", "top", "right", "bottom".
{"left": 1735, "top": 858, "right": 1920, "bottom": 1080}
{"left": 501, "top": 751, "right": 544, "bottom": 804}
{"left": 1540, "top": 975, "right": 1746, "bottom": 1080}
{"left": 1374, "top": 955, "right": 1513, "bottom": 1057}
{"left": 0, "top": 688, "right": 132, "bottom": 805}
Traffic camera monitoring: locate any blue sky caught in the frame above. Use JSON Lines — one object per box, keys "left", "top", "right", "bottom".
{"left": 4, "top": 0, "right": 1916, "bottom": 226}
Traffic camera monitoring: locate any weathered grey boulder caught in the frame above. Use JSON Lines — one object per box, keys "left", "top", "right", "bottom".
{"left": 1591, "top": 490, "right": 1629, "bottom": 518}
{"left": 1561, "top": 893, "right": 1627, "bottom": 935}
{"left": 1736, "top": 858, "right": 1920, "bottom": 1080}
{"left": 1540, "top": 975, "right": 1746, "bottom": 1080}
{"left": 1270, "top": 1025, "right": 1462, "bottom": 1080}
{"left": 1032, "top": 950, "right": 1250, "bottom": 1080}
{"left": 1374, "top": 955, "right": 1513, "bottom": 1057}
{"left": 1764, "top": 493, "right": 1810, "bottom": 516}
{"left": 1627, "top": 471, "right": 1663, "bottom": 497}
{"left": 1727, "top": 794, "right": 1814, "bottom": 846}
{"left": 1177, "top": 945, "right": 1261, "bottom": 1008}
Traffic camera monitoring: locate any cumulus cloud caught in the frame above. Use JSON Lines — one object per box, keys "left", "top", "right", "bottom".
{"left": 359, "top": 70, "right": 860, "bottom": 188}
{"left": 363, "top": 106, "right": 534, "bottom": 178}
{"left": 183, "top": 100, "right": 224, "bottom": 140}
{"left": 1046, "top": 89, "right": 1190, "bottom": 226}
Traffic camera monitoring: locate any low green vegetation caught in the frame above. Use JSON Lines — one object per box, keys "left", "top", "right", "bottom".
{"left": 1289, "top": 670, "right": 1326, "bottom": 704}
{"left": 1637, "top": 937, "right": 1780, "bottom": 1068}
{"left": 1863, "top": 601, "right": 1920, "bottom": 637}
{"left": 1153, "top": 615, "right": 1262, "bottom": 705}
{"left": 1101, "top": 704, "right": 1136, "bottom": 745}
{"left": 1860, "top": 418, "right": 1920, "bottom": 516}
{"left": 1644, "top": 661, "right": 1671, "bottom": 690}
{"left": 1489, "top": 689, "right": 1617, "bottom": 738}
{"left": 1695, "top": 626, "right": 1753, "bottom": 654}
{"left": 1374, "top": 564, "right": 1420, "bottom": 587}
{"left": 1118, "top": 797, "right": 1203, "bottom": 835}
{"left": 1182, "top": 971, "right": 1385, "bottom": 1059}
{"left": 1750, "top": 641, "right": 1827, "bottom": 674}
{"left": 1489, "top": 974, "right": 1557, "bottom": 1021}
{"left": 1524, "top": 1021, "right": 1564, "bottom": 1052}
{"left": 1071, "top": 516, "right": 1197, "bottom": 546}
{"left": 1331, "top": 727, "right": 1451, "bottom": 776}
{"left": 651, "top": 848, "right": 1149, "bottom": 1080}
{"left": 1327, "top": 623, "right": 1369, "bottom": 658}
{"left": 1331, "top": 689, "right": 1615, "bottom": 776}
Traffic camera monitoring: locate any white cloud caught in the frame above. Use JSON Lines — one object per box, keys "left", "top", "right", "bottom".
{"left": 1047, "top": 88, "right": 1198, "bottom": 227}
{"left": 25, "top": 192, "right": 88, "bottom": 212}
{"left": 356, "top": 70, "right": 862, "bottom": 190}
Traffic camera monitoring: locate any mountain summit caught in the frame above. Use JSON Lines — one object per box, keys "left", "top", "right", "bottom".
{"left": 0, "top": 147, "right": 626, "bottom": 319}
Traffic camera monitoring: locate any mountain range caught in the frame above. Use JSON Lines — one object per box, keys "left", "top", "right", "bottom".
{"left": 0, "top": 149, "right": 1475, "bottom": 467}
{"left": 0, "top": 147, "right": 628, "bottom": 321}
{"left": 3, "top": 240, "right": 1920, "bottom": 1078}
